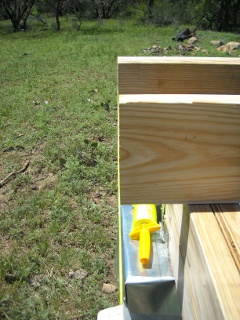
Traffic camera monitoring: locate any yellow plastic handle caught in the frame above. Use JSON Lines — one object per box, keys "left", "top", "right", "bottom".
{"left": 139, "top": 227, "right": 150, "bottom": 264}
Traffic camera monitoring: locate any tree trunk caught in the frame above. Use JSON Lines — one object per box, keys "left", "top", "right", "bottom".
{"left": 218, "top": 0, "right": 229, "bottom": 31}
{"left": 100, "top": 0, "right": 106, "bottom": 19}
{"left": 56, "top": 13, "right": 60, "bottom": 30}
{"left": 232, "top": 0, "right": 240, "bottom": 27}
{"left": 1, "top": 0, "right": 35, "bottom": 32}
{"left": 11, "top": 18, "right": 21, "bottom": 31}
{"left": 56, "top": 0, "right": 61, "bottom": 31}
{"left": 21, "top": 0, "right": 35, "bottom": 30}
{"left": 148, "top": 0, "right": 154, "bottom": 20}
{"left": 105, "top": 0, "right": 121, "bottom": 19}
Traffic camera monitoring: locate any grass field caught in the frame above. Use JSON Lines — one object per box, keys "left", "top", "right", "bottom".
{"left": 0, "top": 17, "right": 240, "bottom": 319}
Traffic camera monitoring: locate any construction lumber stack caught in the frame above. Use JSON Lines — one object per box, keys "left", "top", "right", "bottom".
{"left": 118, "top": 57, "right": 240, "bottom": 95}
{"left": 118, "top": 57, "right": 240, "bottom": 319}
{"left": 165, "top": 203, "right": 240, "bottom": 320}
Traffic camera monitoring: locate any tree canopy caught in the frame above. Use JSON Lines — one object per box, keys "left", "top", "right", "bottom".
{"left": 0, "top": 0, "right": 239, "bottom": 32}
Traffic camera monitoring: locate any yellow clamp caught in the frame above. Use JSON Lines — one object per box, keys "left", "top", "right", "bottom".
{"left": 129, "top": 204, "right": 160, "bottom": 265}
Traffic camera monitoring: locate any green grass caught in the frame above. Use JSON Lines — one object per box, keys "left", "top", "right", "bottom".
{"left": 0, "top": 17, "right": 240, "bottom": 319}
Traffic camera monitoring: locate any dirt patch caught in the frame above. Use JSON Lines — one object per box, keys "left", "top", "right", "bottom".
{"left": 88, "top": 189, "right": 117, "bottom": 208}
{"left": 32, "top": 172, "right": 57, "bottom": 191}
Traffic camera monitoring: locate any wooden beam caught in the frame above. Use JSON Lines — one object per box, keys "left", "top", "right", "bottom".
{"left": 119, "top": 94, "right": 240, "bottom": 204}
{"left": 165, "top": 204, "right": 198, "bottom": 319}
{"left": 165, "top": 204, "right": 240, "bottom": 320}
{"left": 118, "top": 57, "right": 240, "bottom": 95}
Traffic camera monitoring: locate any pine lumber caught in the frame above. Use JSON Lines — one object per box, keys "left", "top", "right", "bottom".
{"left": 165, "top": 204, "right": 240, "bottom": 320}
{"left": 165, "top": 205, "right": 197, "bottom": 319}
{"left": 118, "top": 57, "right": 240, "bottom": 319}
{"left": 118, "top": 57, "right": 240, "bottom": 95}
{"left": 211, "top": 204, "right": 240, "bottom": 273}
{"left": 119, "top": 94, "right": 240, "bottom": 204}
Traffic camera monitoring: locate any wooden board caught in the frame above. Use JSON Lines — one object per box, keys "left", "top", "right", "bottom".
{"left": 119, "top": 94, "right": 240, "bottom": 204}
{"left": 118, "top": 57, "right": 240, "bottom": 95}
{"left": 165, "top": 204, "right": 240, "bottom": 320}
{"left": 165, "top": 204, "right": 197, "bottom": 319}
{"left": 211, "top": 204, "right": 240, "bottom": 273}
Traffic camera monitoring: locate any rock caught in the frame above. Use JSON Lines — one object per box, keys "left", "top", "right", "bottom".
{"left": 201, "top": 49, "right": 209, "bottom": 54}
{"left": 30, "top": 274, "right": 44, "bottom": 287}
{"left": 142, "top": 45, "right": 162, "bottom": 55}
{"left": 210, "top": 40, "right": 224, "bottom": 46}
{"left": 194, "top": 46, "right": 201, "bottom": 51}
{"left": 163, "top": 46, "right": 172, "bottom": 51}
{"left": 68, "top": 269, "right": 88, "bottom": 279}
{"left": 226, "top": 41, "right": 240, "bottom": 48}
{"left": 178, "top": 44, "right": 197, "bottom": 52}
{"left": 102, "top": 283, "right": 117, "bottom": 294}
{"left": 188, "top": 37, "right": 197, "bottom": 45}
{"left": 217, "top": 42, "right": 240, "bottom": 52}
{"left": 68, "top": 270, "right": 75, "bottom": 278}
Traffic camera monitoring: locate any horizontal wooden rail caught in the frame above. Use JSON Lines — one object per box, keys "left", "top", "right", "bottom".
{"left": 118, "top": 57, "right": 240, "bottom": 95}
{"left": 119, "top": 94, "right": 240, "bottom": 204}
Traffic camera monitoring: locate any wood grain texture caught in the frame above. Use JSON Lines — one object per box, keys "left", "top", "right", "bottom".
{"left": 211, "top": 204, "right": 240, "bottom": 273}
{"left": 165, "top": 204, "right": 198, "bottom": 320}
{"left": 221, "top": 204, "right": 240, "bottom": 251}
{"left": 118, "top": 57, "right": 240, "bottom": 95}
{"left": 119, "top": 94, "right": 240, "bottom": 204}
{"left": 166, "top": 204, "right": 240, "bottom": 320}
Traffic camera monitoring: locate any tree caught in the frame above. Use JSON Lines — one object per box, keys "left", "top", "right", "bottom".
{"left": 0, "top": 0, "right": 35, "bottom": 31}
{"left": 232, "top": 0, "right": 240, "bottom": 26}
{"left": 198, "top": 0, "right": 240, "bottom": 31}
{"left": 144, "top": 0, "right": 195, "bottom": 26}
{"left": 88, "top": 0, "right": 125, "bottom": 19}
{"left": 148, "top": 0, "right": 154, "bottom": 20}
{"left": 37, "top": 0, "right": 74, "bottom": 30}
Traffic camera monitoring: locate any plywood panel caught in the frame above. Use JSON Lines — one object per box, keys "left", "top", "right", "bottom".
{"left": 118, "top": 57, "right": 240, "bottom": 95}
{"left": 119, "top": 94, "right": 240, "bottom": 204}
